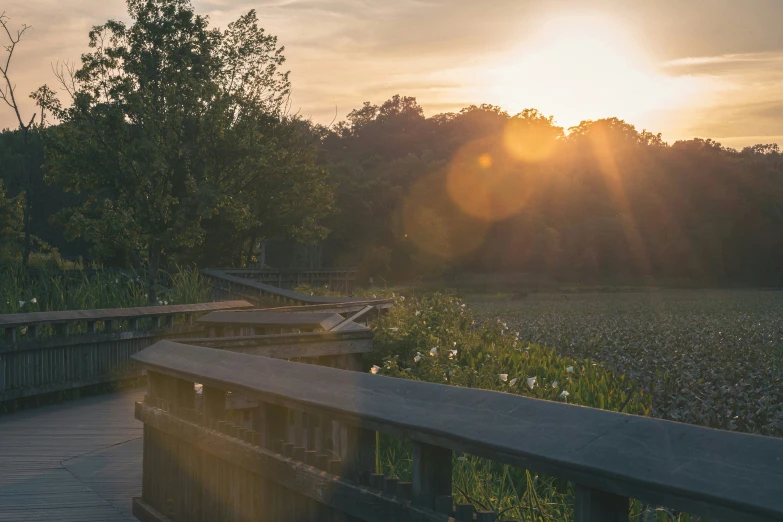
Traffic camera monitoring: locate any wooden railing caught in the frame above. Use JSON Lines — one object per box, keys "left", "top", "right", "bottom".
{"left": 132, "top": 341, "right": 783, "bottom": 522}
{"left": 211, "top": 267, "right": 358, "bottom": 294}
{"left": 0, "top": 300, "right": 252, "bottom": 406}
{"left": 202, "top": 268, "right": 394, "bottom": 309}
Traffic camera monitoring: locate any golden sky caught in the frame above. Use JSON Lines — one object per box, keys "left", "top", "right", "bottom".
{"left": 3, "top": 0, "right": 783, "bottom": 148}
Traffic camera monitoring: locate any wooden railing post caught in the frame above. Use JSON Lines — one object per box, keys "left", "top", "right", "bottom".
{"left": 412, "top": 441, "right": 452, "bottom": 512}
{"left": 202, "top": 386, "right": 226, "bottom": 421}
{"left": 574, "top": 485, "right": 629, "bottom": 522}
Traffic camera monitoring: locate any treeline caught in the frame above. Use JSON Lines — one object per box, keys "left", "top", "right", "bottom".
{"left": 1, "top": 1, "right": 782, "bottom": 287}
{"left": 319, "top": 97, "right": 783, "bottom": 286}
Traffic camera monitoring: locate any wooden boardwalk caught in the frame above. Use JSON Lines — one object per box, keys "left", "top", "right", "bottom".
{"left": 0, "top": 390, "right": 144, "bottom": 521}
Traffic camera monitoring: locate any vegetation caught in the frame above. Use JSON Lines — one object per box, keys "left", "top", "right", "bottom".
{"left": 362, "top": 289, "right": 781, "bottom": 520}
{"left": 320, "top": 99, "right": 783, "bottom": 287}
{"left": 0, "top": 264, "right": 208, "bottom": 314}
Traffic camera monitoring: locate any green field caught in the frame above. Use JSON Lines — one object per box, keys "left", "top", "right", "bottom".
{"left": 466, "top": 290, "right": 783, "bottom": 437}
{"left": 366, "top": 288, "right": 783, "bottom": 521}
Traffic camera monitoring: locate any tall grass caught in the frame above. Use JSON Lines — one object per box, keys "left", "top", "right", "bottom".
{"left": 368, "top": 291, "right": 699, "bottom": 522}
{"left": 0, "top": 264, "right": 208, "bottom": 314}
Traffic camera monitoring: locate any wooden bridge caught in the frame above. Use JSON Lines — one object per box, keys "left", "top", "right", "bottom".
{"left": 1, "top": 270, "right": 782, "bottom": 521}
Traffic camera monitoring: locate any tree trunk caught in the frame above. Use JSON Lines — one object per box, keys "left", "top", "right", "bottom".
{"left": 245, "top": 234, "right": 256, "bottom": 268}
{"left": 147, "top": 242, "right": 160, "bottom": 305}
{"left": 21, "top": 126, "right": 32, "bottom": 268}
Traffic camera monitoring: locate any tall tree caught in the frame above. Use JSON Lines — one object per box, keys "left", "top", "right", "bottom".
{"left": 0, "top": 13, "right": 53, "bottom": 266}
{"left": 43, "top": 0, "right": 327, "bottom": 302}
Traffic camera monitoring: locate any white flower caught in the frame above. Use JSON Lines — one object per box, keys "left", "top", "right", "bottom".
{"left": 30, "top": 297, "right": 37, "bottom": 304}
{"left": 115, "top": 279, "right": 118, "bottom": 284}
{"left": 567, "top": 366, "right": 574, "bottom": 373}
{"left": 18, "top": 300, "right": 24, "bottom": 307}
{"left": 429, "top": 347, "right": 437, "bottom": 356}
{"left": 370, "top": 365, "right": 381, "bottom": 375}
{"left": 460, "top": 303, "right": 466, "bottom": 308}
{"left": 389, "top": 327, "right": 399, "bottom": 332}
{"left": 449, "top": 349, "right": 458, "bottom": 359}
{"left": 163, "top": 300, "right": 168, "bottom": 305}
{"left": 415, "top": 311, "right": 421, "bottom": 316}
{"left": 453, "top": 341, "right": 457, "bottom": 346}
{"left": 552, "top": 381, "right": 558, "bottom": 388}
{"left": 499, "top": 373, "right": 508, "bottom": 382}
{"left": 509, "top": 378, "right": 518, "bottom": 386}
{"left": 20, "top": 326, "right": 27, "bottom": 334}
{"left": 414, "top": 354, "right": 422, "bottom": 362}
{"left": 559, "top": 390, "right": 570, "bottom": 399}
{"left": 400, "top": 296, "right": 405, "bottom": 301}
{"left": 526, "top": 377, "right": 536, "bottom": 389}
{"left": 457, "top": 456, "right": 466, "bottom": 462}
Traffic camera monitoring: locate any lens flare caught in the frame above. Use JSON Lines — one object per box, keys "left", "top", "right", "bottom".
{"left": 446, "top": 138, "right": 533, "bottom": 222}
{"left": 402, "top": 171, "right": 489, "bottom": 259}
{"left": 502, "top": 118, "right": 557, "bottom": 162}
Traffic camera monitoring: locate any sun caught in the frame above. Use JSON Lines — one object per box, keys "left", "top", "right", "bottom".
{"left": 479, "top": 13, "right": 698, "bottom": 129}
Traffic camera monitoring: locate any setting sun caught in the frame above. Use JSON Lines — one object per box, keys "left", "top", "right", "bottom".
{"left": 481, "top": 14, "right": 701, "bottom": 129}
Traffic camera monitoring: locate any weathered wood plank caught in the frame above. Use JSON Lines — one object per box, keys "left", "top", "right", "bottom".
{"left": 132, "top": 341, "right": 783, "bottom": 522}
{"left": 186, "top": 330, "right": 373, "bottom": 359}
{"left": 135, "top": 401, "right": 451, "bottom": 522}
{"left": 0, "top": 390, "right": 143, "bottom": 521}
{"left": 0, "top": 300, "right": 252, "bottom": 328}
{"left": 197, "top": 310, "right": 345, "bottom": 331}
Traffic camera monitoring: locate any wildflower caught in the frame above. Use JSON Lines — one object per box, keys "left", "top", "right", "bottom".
{"left": 566, "top": 366, "right": 574, "bottom": 373}
{"left": 389, "top": 327, "right": 399, "bottom": 332}
{"left": 453, "top": 341, "right": 457, "bottom": 346}
{"left": 449, "top": 349, "right": 457, "bottom": 359}
{"left": 552, "top": 381, "right": 558, "bottom": 388}
{"left": 559, "top": 390, "right": 570, "bottom": 400}
{"left": 163, "top": 300, "right": 168, "bottom": 305}
{"left": 414, "top": 354, "right": 422, "bottom": 363}
{"left": 30, "top": 297, "right": 37, "bottom": 304}
{"left": 429, "top": 347, "right": 437, "bottom": 356}
{"left": 20, "top": 326, "right": 27, "bottom": 334}
{"left": 370, "top": 365, "right": 380, "bottom": 375}
{"left": 18, "top": 300, "right": 24, "bottom": 307}
{"left": 509, "top": 378, "right": 518, "bottom": 386}
{"left": 527, "top": 377, "right": 536, "bottom": 389}
{"left": 499, "top": 373, "right": 508, "bottom": 382}
{"left": 400, "top": 296, "right": 405, "bottom": 301}
{"left": 457, "top": 456, "right": 466, "bottom": 462}
{"left": 115, "top": 279, "right": 118, "bottom": 284}
{"left": 460, "top": 303, "right": 466, "bottom": 308}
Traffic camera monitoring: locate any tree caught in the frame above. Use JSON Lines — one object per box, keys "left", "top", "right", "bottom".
{"left": 0, "top": 13, "right": 53, "bottom": 266}
{"left": 43, "top": 0, "right": 328, "bottom": 303}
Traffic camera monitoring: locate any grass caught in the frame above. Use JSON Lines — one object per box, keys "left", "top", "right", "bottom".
{"left": 0, "top": 264, "right": 209, "bottom": 314}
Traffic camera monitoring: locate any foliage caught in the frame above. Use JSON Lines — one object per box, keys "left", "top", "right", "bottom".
{"left": 0, "top": 264, "right": 207, "bottom": 314}
{"left": 0, "top": 178, "right": 24, "bottom": 261}
{"left": 367, "top": 292, "right": 714, "bottom": 520}
{"left": 40, "top": 0, "right": 331, "bottom": 299}
{"left": 470, "top": 291, "right": 783, "bottom": 437}
{"left": 321, "top": 97, "right": 783, "bottom": 286}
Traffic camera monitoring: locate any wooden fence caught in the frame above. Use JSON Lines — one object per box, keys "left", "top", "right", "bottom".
{"left": 0, "top": 300, "right": 251, "bottom": 406}
{"left": 202, "top": 268, "right": 394, "bottom": 309}
{"left": 208, "top": 267, "right": 358, "bottom": 294}
{"left": 132, "top": 341, "right": 783, "bottom": 522}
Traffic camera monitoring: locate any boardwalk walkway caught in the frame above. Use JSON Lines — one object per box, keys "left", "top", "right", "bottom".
{"left": 0, "top": 390, "right": 144, "bottom": 521}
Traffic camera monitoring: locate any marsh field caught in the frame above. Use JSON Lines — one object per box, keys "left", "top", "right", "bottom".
{"left": 365, "top": 287, "right": 783, "bottom": 520}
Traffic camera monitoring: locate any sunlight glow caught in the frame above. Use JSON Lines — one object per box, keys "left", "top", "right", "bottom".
{"left": 480, "top": 14, "right": 702, "bottom": 129}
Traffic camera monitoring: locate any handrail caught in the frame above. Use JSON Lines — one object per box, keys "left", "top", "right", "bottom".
{"left": 197, "top": 310, "right": 345, "bottom": 331}
{"left": 202, "top": 268, "right": 385, "bottom": 305}
{"left": 0, "top": 300, "right": 253, "bottom": 329}
{"left": 133, "top": 340, "right": 783, "bottom": 522}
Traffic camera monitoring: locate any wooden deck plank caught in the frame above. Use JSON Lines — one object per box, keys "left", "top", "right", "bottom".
{"left": 0, "top": 390, "right": 144, "bottom": 521}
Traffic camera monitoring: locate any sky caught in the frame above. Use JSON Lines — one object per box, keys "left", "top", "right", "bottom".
{"left": 3, "top": 0, "right": 783, "bottom": 149}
